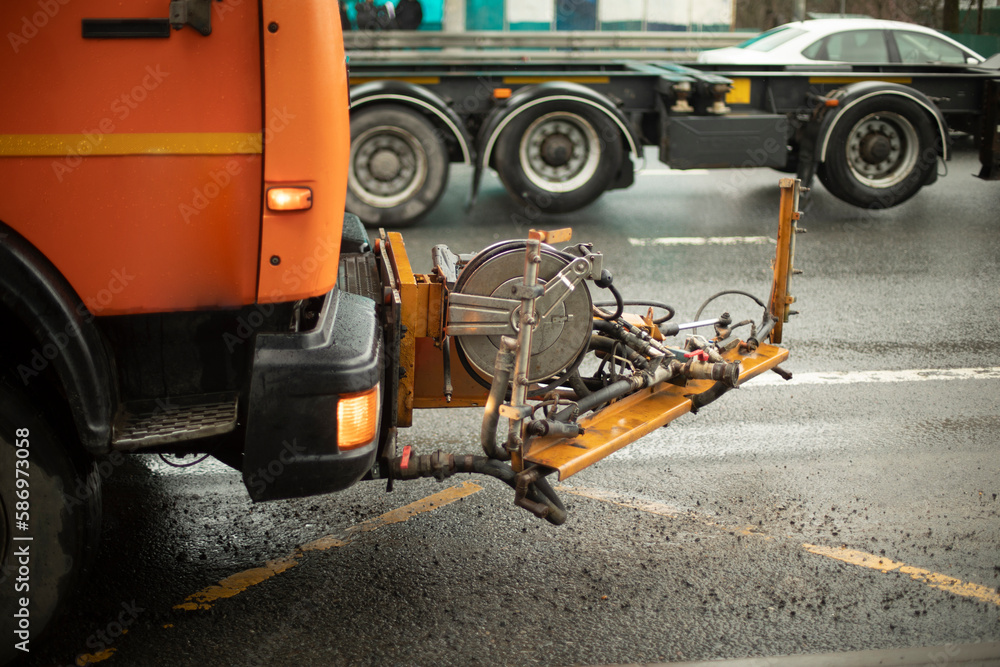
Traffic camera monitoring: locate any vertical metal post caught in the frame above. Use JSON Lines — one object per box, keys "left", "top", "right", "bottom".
{"left": 506, "top": 236, "right": 542, "bottom": 469}
{"left": 769, "top": 178, "right": 800, "bottom": 345}
{"left": 443, "top": 0, "right": 465, "bottom": 33}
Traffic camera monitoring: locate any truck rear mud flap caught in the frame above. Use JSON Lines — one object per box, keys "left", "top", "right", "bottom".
{"left": 377, "top": 179, "right": 804, "bottom": 524}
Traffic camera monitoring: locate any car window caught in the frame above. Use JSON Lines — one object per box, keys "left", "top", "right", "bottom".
{"left": 802, "top": 30, "right": 889, "bottom": 62}
{"left": 737, "top": 27, "right": 806, "bottom": 52}
{"left": 892, "top": 31, "right": 966, "bottom": 63}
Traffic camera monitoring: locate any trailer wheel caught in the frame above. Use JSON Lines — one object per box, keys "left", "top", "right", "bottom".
{"left": 495, "top": 102, "right": 624, "bottom": 214}
{"left": 818, "top": 96, "right": 938, "bottom": 208}
{"left": 0, "top": 381, "right": 101, "bottom": 664}
{"left": 347, "top": 105, "right": 450, "bottom": 227}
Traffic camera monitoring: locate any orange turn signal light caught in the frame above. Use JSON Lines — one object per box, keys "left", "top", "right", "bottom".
{"left": 337, "top": 386, "right": 379, "bottom": 450}
{"left": 493, "top": 88, "right": 512, "bottom": 99}
{"left": 267, "top": 186, "right": 313, "bottom": 211}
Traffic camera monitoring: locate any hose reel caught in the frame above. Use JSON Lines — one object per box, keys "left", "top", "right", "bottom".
{"left": 446, "top": 240, "right": 599, "bottom": 387}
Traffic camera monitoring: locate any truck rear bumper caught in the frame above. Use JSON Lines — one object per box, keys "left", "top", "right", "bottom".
{"left": 242, "top": 288, "right": 382, "bottom": 501}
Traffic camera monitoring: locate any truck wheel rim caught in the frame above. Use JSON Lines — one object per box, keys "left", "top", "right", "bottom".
{"left": 845, "top": 112, "right": 920, "bottom": 189}
{"left": 519, "top": 112, "right": 601, "bottom": 194}
{"left": 350, "top": 125, "right": 429, "bottom": 208}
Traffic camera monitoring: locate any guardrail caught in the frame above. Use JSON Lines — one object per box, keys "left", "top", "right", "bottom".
{"left": 344, "top": 30, "right": 750, "bottom": 62}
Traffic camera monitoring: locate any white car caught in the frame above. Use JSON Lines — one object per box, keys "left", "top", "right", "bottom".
{"left": 697, "top": 19, "right": 984, "bottom": 66}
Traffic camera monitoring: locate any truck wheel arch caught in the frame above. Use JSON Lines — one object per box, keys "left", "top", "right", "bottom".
{"left": 472, "top": 82, "right": 641, "bottom": 206}
{"left": 350, "top": 80, "right": 475, "bottom": 166}
{"left": 818, "top": 83, "right": 949, "bottom": 165}
{"left": 0, "top": 223, "right": 116, "bottom": 455}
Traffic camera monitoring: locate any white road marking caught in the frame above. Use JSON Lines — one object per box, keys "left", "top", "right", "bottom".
{"left": 629, "top": 236, "right": 775, "bottom": 247}
{"left": 747, "top": 366, "right": 1000, "bottom": 387}
{"left": 636, "top": 168, "right": 710, "bottom": 176}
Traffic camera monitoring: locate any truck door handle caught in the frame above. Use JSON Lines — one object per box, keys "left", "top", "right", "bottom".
{"left": 82, "top": 0, "right": 211, "bottom": 39}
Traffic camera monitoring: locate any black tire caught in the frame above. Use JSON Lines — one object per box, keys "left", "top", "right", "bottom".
{"left": 817, "top": 96, "right": 939, "bottom": 209}
{"left": 347, "top": 104, "right": 450, "bottom": 227}
{"left": 494, "top": 101, "right": 624, "bottom": 214}
{"left": 0, "top": 381, "right": 101, "bottom": 664}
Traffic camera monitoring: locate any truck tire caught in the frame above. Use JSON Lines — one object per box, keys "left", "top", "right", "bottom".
{"left": 818, "top": 96, "right": 938, "bottom": 209}
{"left": 347, "top": 105, "right": 450, "bottom": 227}
{"left": 0, "top": 381, "right": 101, "bottom": 664}
{"left": 494, "top": 101, "right": 624, "bottom": 214}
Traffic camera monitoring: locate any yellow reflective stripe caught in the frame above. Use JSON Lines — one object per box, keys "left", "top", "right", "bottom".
{"left": 349, "top": 76, "right": 440, "bottom": 85}
{"left": 0, "top": 133, "right": 263, "bottom": 157}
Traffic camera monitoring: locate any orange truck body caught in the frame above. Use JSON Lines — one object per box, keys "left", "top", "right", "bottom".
{"left": 1, "top": 0, "right": 350, "bottom": 314}
{"left": 1, "top": 0, "right": 386, "bottom": 503}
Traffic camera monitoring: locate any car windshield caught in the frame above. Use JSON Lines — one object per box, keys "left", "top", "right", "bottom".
{"left": 737, "top": 26, "right": 806, "bottom": 52}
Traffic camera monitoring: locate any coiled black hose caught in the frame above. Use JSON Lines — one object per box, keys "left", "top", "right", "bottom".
{"left": 593, "top": 299, "right": 676, "bottom": 324}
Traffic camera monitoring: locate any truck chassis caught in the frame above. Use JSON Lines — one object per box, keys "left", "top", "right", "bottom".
{"left": 346, "top": 57, "right": 1000, "bottom": 225}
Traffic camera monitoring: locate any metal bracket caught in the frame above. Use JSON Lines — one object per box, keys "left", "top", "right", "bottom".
{"left": 169, "top": 0, "right": 211, "bottom": 35}
{"left": 498, "top": 404, "right": 532, "bottom": 420}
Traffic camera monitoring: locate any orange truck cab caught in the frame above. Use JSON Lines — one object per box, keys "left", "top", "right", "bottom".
{"left": 1, "top": 1, "right": 389, "bottom": 653}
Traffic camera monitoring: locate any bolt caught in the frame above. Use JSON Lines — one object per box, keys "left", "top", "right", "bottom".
{"left": 268, "top": 22, "right": 279, "bottom": 33}
{"left": 270, "top": 255, "right": 281, "bottom": 266}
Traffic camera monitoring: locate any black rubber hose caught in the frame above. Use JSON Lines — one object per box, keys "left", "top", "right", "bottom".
{"left": 390, "top": 452, "right": 567, "bottom": 525}
{"left": 470, "top": 459, "right": 566, "bottom": 525}
{"left": 593, "top": 273, "right": 624, "bottom": 321}
{"left": 589, "top": 334, "right": 648, "bottom": 370}
{"left": 567, "top": 371, "right": 592, "bottom": 399}
{"left": 593, "top": 300, "right": 676, "bottom": 324}
{"left": 592, "top": 318, "right": 622, "bottom": 338}
{"left": 554, "top": 376, "right": 635, "bottom": 422}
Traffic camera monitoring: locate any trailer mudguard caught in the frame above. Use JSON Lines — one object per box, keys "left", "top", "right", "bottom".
{"left": 0, "top": 222, "right": 116, "bottom": 454}
{"left": 471, "top": 82, "right": 642, "bottom": 205}
{"left": 816, "top": 81, "right": 950, "bottom": 164}
{"left": 350, "top": 80, "right": 475, "bottom": 165}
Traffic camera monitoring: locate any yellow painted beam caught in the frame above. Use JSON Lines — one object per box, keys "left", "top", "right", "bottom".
{"left": 808, "top": 76, "right": 912, "bottom": 84}
{"left": 387, "top": 232, "right": 418, "bottom": 427}
{"left": 502, "top": 76, "right": 611, "bottom": 84}
{"left": 526, "top": 343, "right": 789, "bottom": 479}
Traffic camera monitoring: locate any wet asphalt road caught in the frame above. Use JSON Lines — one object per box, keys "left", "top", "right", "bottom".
{"left": 22, "top": 144, "right": 1000, "bottom": 666}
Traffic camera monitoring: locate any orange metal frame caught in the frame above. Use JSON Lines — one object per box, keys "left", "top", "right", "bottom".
{"left": 523, "top": 343, "right": 788, "bottom": 479}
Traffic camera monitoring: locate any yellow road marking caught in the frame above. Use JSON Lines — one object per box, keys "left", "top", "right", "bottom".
{"left": 560, "top": 486, "right": 769, "bottom": 538}
{"left": 75, "top": 648, "right": 116, "bottom": 665}
{"left": 0, "top": 132, "right": 262, "bottom": 157}
{"left": 803, "top": 544, "right": 1000, "bottom": 607}
{"left": 565, "top": 485, "right": 1000, "bottom": 607}
{"left": 173, "top": 482, "right": 482, "bottom": 611}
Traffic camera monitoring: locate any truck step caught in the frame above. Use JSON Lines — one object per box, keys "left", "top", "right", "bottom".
{"left": 338, "top": 252, "right": 380, "bottom": 302}
{"left": 112, "top": 393, "right": 238, "bottom": 450}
